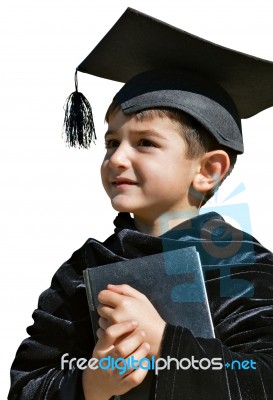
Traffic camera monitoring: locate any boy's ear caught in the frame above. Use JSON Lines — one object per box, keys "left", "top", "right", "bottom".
{"left": 192, "top": 150, "right": 230, "bottom": 194}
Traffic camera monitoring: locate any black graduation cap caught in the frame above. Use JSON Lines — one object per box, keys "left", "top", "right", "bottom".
{"left": 63, "top": 7, "right": 273, "bottom": 153}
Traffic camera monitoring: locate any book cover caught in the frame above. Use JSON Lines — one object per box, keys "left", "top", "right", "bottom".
{"left": 83, "top": 246, "right": 214, "bottom": 399}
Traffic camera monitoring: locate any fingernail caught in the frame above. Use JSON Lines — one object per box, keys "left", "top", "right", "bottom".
{"left": 131, "top": 320, "right": 139, "bottom": 326}
{"left": 144, "top": 342, "right": 150, "bottom": 350}
{"left": 96, "top": 328, "right": 102, "bottom": 338}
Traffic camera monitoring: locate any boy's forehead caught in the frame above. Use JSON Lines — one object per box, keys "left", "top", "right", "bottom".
{"left": 105, "top": 108, "right": 181, "bottom": 139}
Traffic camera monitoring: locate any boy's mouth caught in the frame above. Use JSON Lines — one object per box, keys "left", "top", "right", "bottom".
{"left": 111, "top": 177, "right": 138, "bottom": 186}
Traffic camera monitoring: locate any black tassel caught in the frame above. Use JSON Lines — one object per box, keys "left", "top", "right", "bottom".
{"left": 62, "top": 70, "right": 96, "bottom": 148}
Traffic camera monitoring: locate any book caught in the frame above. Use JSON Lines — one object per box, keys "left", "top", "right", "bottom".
{"left": 83, "top": 246, "right": 214, "bottom": 399}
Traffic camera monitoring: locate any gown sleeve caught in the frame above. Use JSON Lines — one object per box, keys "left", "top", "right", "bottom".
{"left": 154, "top": 257, "right": 273, "bottom": 400}
{"left": 8, "top": 245, "right": 94, "bottom": 400}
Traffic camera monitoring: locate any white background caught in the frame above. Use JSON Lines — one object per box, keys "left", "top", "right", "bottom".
{"left": 1, "top": 0, "right": 273, "bottom": 397}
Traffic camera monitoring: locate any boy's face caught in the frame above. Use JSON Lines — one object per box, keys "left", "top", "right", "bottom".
{"left": 101, "top": 109, "right": 201, "bottom": 222}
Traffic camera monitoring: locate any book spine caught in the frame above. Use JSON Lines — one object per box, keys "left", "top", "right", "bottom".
{"left": 83, "top": 268, "right": 95, "bottom": 311}
{"left": 196, "top": 251, "right": 215, "bottom": 338}
{"left": 83, "top": 268, "right": 99, "bottom": 342}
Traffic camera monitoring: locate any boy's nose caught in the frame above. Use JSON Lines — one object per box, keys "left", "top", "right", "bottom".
{"left": 108, "top": 142, "right": 132, "bottom": 169}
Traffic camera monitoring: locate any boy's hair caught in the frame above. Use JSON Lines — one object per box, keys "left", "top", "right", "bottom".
{"left": 105, "top": 103, "right": 237, "bottom": 206}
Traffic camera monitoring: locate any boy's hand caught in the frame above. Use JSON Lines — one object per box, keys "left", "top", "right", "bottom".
{"left": 82, "top": 320, "right": 150, "bottom": 400}
{"left": 97, "top": 284, "right": 166, "bottom": 359}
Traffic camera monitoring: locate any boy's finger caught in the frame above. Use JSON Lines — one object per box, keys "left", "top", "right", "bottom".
{"left": 96, "top": 327, "right": 104, "bottom": 339}
{"left": 96, "top": 320, "right": 139, "bottom": 350}
{"left": 98, "top": 289, "right": 123, "bottom": 307}
{"left": 113, "top": 330, "right": 147, "bottom": 359}
{"left": 97, "top": 304, "right": 114, "bottom": 319}
{"left": 98, "top": 317, "right": 110, "bottom": 330}
{"left": 120, "top": 342, "right": 150, "bottom": 381}
{"left": 107, "top": 284, "right": 144, "bottom": 299}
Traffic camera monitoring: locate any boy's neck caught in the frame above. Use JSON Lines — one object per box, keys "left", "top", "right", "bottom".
{"left": 133, "top": 209, "right": 200, "bottom": 237}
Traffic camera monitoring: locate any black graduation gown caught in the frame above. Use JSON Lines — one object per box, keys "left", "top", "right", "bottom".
{"left": 8, "top": 212, "right": 273, "bottom": 399}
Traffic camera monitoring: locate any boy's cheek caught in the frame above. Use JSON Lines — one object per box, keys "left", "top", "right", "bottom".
{"left": 100, "top": 162, "right": 109, "bottom": 183}
{"left": 100, "top": 174, "right": 111, "bottom": 195}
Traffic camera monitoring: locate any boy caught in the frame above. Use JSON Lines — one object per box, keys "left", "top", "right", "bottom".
{"left": 9, "top": 8, "right": 273, "bottom": 400}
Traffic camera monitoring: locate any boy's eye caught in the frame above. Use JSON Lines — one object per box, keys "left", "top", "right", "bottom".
{"left": 138, "top": 139, "right": 156, "bottom": 147}
{"left": 105, "top": 138, "right": 157, "bottom": 148}
{"left": 105, "top": 139, "right": 120, "bottom": 149}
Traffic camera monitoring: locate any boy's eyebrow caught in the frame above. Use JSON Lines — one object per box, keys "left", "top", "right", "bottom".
{"left": 104, "top": 129, "right": 167, "bottom": 140}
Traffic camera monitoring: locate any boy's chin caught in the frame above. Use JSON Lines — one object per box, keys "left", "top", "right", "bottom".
{"left": 110, "top": 200, "right": 135, "bottom": 213}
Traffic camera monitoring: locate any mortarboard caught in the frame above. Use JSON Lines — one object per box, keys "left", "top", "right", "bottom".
{"left": 63, "top": 7, "right": 273, "bottom": 153}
